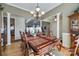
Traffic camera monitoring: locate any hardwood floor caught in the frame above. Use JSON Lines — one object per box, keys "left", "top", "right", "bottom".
{"left": 60, "top": 47, "right": 71, "bottom": 56}
{"left": 1, "top": 41, "right": 34, "bottom": 56}
{"left": 2, "top": 41, "right": 23, "bottom": 56}
{"left": 1, "top": 41, "right": 72, "bottom": 56}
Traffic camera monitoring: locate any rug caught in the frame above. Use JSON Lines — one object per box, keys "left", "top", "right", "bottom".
{"left": 45, "top": 47, "right": 65, "bottom": 56}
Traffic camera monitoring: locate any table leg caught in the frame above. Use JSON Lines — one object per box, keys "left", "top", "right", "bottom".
{"left": 34, "top": 52, "right": 37, "bottom": 56}
{"left": 26, "top": 48, "right": 29, "bottom": 56}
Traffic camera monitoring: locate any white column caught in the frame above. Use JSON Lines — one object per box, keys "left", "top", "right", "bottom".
{"left": 1, "top": 11, "right": 4, "bottom": 33}
{"left": 0, "top": 11, "right": 4, "bottom": 33}
{"left": 1, "top": 11, "right": 4, "bottom": 46}
{"left": 57, "top": 13, "right": 61, "bottom": 39}
{"left": 0, "top": 11, "right": 2, "bottom": 29}
{"left": 7, "top": 12, "right": 11, "bottom": 45}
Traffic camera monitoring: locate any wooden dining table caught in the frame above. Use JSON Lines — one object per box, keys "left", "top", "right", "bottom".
{"left": 27, "top": 36, "right": 57, "bottom": 55}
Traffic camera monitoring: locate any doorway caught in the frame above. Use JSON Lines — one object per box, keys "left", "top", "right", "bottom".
{"left": 10, "top": 18, "right": 15, "bottom": 43}
{"left": 3, "top": 17, "right": 15, "bottom": 44}
{"left": 50, "top": 12, "right": 62, "bottom": 39}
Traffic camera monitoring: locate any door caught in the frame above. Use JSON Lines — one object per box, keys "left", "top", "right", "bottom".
{"left": 3, "top": 17, "right": 7, "bottom": 45}
{"left": 3, "top": 17, "right": 15, "bottom": 43}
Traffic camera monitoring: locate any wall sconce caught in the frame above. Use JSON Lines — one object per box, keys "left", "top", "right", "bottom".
{"left": 54, "top": 16, "right": 57, "bottom": 21}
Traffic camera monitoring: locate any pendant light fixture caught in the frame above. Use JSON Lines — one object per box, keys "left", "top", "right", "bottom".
{"left": 30, "top": 3, "right": 45, "bottom": 20}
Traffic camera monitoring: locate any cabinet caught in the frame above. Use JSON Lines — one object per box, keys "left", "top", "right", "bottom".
{"left": 68, "top": 13, "right": 79, "bottom": 48}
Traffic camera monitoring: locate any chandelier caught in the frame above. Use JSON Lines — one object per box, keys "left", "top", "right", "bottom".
{"left": 30, "top": 3, "right": 45, "bottom": 20}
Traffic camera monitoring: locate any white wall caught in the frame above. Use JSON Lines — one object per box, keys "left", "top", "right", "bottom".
{"left": 50, "top": 18, "right": 57, "bottom": 36}
{"left": 15, "top": 16, "right": 25, "bottom": 40}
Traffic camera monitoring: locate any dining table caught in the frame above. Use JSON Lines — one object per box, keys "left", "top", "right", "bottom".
{"left": 27, "top": 36, "right": 57, "bottom": 55}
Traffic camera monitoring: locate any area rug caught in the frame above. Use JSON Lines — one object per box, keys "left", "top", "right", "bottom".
{"left": 29, "top": 47, "right": 65, "bottom": 56}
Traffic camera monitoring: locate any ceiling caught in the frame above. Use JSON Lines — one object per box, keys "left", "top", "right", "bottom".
{"left": 7, "top": 3, "right": 62, "bottom": 13}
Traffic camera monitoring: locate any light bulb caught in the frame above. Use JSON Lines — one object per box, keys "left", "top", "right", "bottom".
{"left": 33, "top": 14, "right": 36, "bottom": 17}
{"left": 36, "top": 7, "right": 40, "bottom": 12}
{"left": 54, "top": 18, "right": 57, "bottom": 21}
{"left": 38, "top": 14, "right": 41, "bottom": 17}
{"left": 41, "top": 11, "right": 45, "bottom": 15}
{"left": 30, "top": 11, "right": 34, "bottom": 14}
{"left": 54, "top": 16, "right": 57, "bottom": 21}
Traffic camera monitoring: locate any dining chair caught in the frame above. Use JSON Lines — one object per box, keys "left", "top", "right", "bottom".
{"left": 70, "top": 36, "right": 79, "bottom": 56}
{"left": 55, "top": 39, "right": 62, "bottom": 51}
{"left": 23, "top": 32, "right": 30, "bottom": 56}
{"left": 20, "top": 31, "right": 28, "bottom": 56}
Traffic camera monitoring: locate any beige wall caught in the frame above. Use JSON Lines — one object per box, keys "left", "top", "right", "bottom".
{"left": 42, "top": 3, "right": 79, "bottom": 34}
{"left": 42, "top": 3, "right": 79, "bottom": 48}
{"left": 50, "top": 19, "right": 57, "bottom": 36}
{"left": 15, "top": 16, "right": 25, "bottom": 40}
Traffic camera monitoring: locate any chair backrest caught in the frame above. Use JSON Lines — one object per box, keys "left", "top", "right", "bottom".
{"left": 23, "top": 32, "right": 29, "bottom": 50}
{"left": 23, "top": 32, "right": 29, "bottom": 43}
{"left": 19, "top": 31, "right": 24, "bottom": 42}
{"left": 71, "top": 40, "right": 78, "bottom": 56}
{"left": 73, "top": 36, "right": 79, "bottom": 55}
